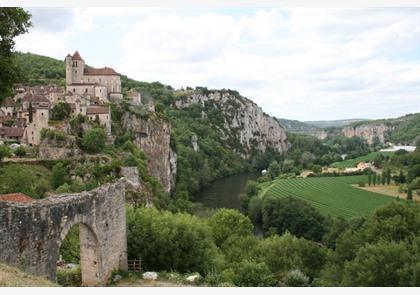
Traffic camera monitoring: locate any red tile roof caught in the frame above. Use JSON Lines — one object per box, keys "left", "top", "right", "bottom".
{"left": 0, "top": 193, "right": 33, "bottom": 203}
{"left": 84, "top": 67, "right": 118, "bottom": 76}
{"left": 72, "top": 51, "right": 83, "bottom": 61}
{"left": 0, "top": 126, "right": 24, "bottom": 137}
{"left": 86, "top": 106, "right": 109, "bottom": 115}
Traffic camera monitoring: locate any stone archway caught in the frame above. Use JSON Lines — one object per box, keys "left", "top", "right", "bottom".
{"left": 0, "top": 180, "right": 127, "bottom": 286}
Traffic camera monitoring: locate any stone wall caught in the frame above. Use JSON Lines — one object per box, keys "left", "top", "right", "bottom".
{"left": 0, "top": 180, "right": 127, "bottom": 286}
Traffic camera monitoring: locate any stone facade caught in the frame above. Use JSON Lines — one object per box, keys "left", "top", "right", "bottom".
{"left": 0, "top": 180, "right": 127, "bottom": 286}
{"left": 65, "top": 51, "right": 123, "bottom": 101}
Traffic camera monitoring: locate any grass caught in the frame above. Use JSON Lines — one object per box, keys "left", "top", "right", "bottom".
{"left": 331, "top": 151, "right": 394, "bottom": 168}
{"left": 0, "top": 263, "right": 57, "bottom": 287}
{"left": 259, "top": 175, "right": 398, "bottom": 219}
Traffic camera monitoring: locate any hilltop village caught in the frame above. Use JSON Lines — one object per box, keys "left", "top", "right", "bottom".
{"left": 0, "top": 51, "right": 143, "bottom": 146}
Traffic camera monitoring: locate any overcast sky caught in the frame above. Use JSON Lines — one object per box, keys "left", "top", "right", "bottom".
{"left": 15, "top": 7, "right": 420, "bottom": 121}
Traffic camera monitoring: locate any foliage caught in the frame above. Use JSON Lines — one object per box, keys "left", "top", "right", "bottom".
{"left": 331, "top": 151, "right": 394, "bottom": 169}
{"left": 14, "top": 146, "right": 26, "bottom": 157}
{"left": 231, "top": 260, "right": 276, "bottom": 287}
{"left": 0, "top": 8, "right": 32, "bottom": 99}
{"left": 208, "top": 208, "right": 254, "bottom": 247}
{"left": 40, "top": 128, "right": 66, "bottom": 141}
{"left": 126, "top": 206, "right": 220, "bottom": 274}
{"left": 0, "top": 164, "right": 51, "bottom": 198}
{"left": 51, "top": 102, "right": 71, "bottom": 120}
{"left": 51, "top": 162, "right": 67, "bottom": 189}
{"left": 0, "top": 144, "right": 11, "bottom": 161}
{"left": 261, "top": 196, "right": 327, "bottom": 241}
{"left": 56, "top": 267, "right": 81, "bottom": 287}
{"left": 59, "top": 225, "right": 80, "bottom": 264}
{"left": 81, "top": 128, "right": 106, "bottom": 153}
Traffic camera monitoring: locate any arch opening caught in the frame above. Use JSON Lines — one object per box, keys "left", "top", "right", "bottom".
{"left": 57, "top": 223, "right": 101, "bottom": 286}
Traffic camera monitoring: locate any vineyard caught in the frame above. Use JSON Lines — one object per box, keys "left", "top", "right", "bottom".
{"left": 331, "top": 151, "right": 394, "bottom": 168}
{"left": 259, "top": 175, "right": 397, "bottom": 218}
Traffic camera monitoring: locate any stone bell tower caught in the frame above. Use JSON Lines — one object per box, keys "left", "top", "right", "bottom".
{"left": 65, "top": 51, "right": 85, "bottom": 85}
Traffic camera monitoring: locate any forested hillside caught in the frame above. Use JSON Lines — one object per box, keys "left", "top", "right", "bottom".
{"left": 12, "top": 52, "right": 288, "bottom": 204}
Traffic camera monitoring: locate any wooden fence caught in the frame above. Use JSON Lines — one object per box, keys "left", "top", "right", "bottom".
{"left": 127, "top": 259, "right": 142, "bottom": 272}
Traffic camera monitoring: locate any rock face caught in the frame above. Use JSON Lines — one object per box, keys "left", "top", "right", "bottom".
{"left": 175, "top": 91, "right": 288, "bottom": 157}
{"left": 120, "top": 166, "right": 153, "bottom": 207}
{"left": 121, "top": 113, "right": 176, "bottom": 193}
{"left": 342, "top": 124, "right": 393, "bottom": 144}
{"left": 38, "top": 136, "right": 81, "bottom": 160}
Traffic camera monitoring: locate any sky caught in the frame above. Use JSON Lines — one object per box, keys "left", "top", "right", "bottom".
{"left": 15, "top": 7, "right": 420, "bottom": 121}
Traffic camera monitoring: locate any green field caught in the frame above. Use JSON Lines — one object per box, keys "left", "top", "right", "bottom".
{"left": 259, "top": 175, "right": 397, "bottom": 218}
{"left": 331, "top": 151, "right": 394, "bottom": 169}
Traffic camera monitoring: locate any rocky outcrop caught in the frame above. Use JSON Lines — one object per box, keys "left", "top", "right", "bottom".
{"left": 342, "top": 124, "right": 393, "bottom": 144}
{"left": 121, "top": 113, "right": 176, "bottom": 193}
{"left": 38, "top": 136, "right": 81, "bottom": 160}
{"left": 120, "top": 166, "right": 153, "bottom": 207}
{"left": 175, "top": 91, "right": 288, "bottom": 157}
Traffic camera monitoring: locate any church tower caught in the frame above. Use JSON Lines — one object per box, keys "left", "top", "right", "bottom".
{"left": 65, "top": 51, "right": 85, "bottom": 85}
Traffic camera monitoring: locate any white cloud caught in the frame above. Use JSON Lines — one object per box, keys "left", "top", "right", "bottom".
{"left": 16, "top": 7, "right": 420, "bottom": 120}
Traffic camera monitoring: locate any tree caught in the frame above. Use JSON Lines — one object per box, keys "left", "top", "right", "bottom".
{"left": 126, "top": 207, "right": 219, "bottom": 274}
{"left": 208, "top": 208, "right": 253, "bottom": 247}
{"left": 0, "top": 8, "right": 32, "bottom": 99}
{"left": 368, "top": 173, "right": 372, "bottom": 186}
{"left": 248, "top": 196, "right": 263, "bottom": 225}
{"left": 372, "top": 173, "right": 377, "bottom": 186}
{"left": 51, "top": 162, "right": 67, "bottom": 189}
{"left": 386, "top": 168, "right": 391, "bottom": 185}
{"left": 28, "top": 102, "right": 33, "bottom": 123}
{"left": 81, "top": 128, "right": 106, "bottom": 153}
{"left": 398, "top": 170, "right": 406, "bottom": 184}
{"left": 261, "top": 196, "right": 327, "bottom": 241}
{"left": 342, "top": 241, "right": 412, "bottom": 286}
{"left": 377, "top": 175, "right": 381, "bottom": 185}
{"left": 232, "top": 260, "right": 276, "bottom": 287}
{"left": 407, "top": 188, "right": 413, "bottom": 201}
{"left": 51, "top": 102, "right": 71, "bottom": 120}
{"left": 0, "top": 144, "right": 11, "bottom": 162}
{"left": 14, "top": 145, "right": 26, "bottom": 157}
{"left": 381, "top": 173, "right": 386, "bottom": 185}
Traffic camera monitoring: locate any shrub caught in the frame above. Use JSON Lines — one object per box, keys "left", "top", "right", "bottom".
{"left": 56, "top": 267, "right": 81, "bottom": 287}
{"left": 81, "top": 128, "right": 106, "bottom": 153}
{"left": 279, "top": 269, "right": 310, "bottom": 287}
{"left": 51, "top": 102, "right": 71, "bottom": 120}
{"left": 126, "top": 206, "right": 219, "bottom": 274}
{"left": 261, "top": 196, "right": 327, "bottom": 241}
{"left": 232, "top": 260, "right": 276, "bottom": 287}
{"left": 14, "top": 146, "right": 26, "bottom": 157}
{"left": 51, "top": 162, "right": 67, "bottom": 189}
{"left": 0, "top": 144, "right": 11, "bottom": 161}
{"left": 358, "top": 181, "right": 366, "bottom": 187}
{"left": 208, "top": 208, "right": 254, "bottom": 247}
{"left": 40, "top": 128, "right": 66, "bottom": 141}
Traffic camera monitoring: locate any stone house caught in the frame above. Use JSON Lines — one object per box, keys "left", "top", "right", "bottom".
{"left": 86, "top": 106, "right": 111, "bottom": 134}
{"left": 0, "top": 126, "right": 25, "bottom": 143}
{"left": 23, "top": 105, "right": 49, "bottom": 146}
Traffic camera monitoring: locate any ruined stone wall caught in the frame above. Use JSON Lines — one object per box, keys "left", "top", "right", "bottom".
{"left": 0, "top": 180, "right": 127, "bottom": 286}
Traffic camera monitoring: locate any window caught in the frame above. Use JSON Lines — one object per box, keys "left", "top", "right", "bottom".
{"left": 73, "top": 88, "right": 75, "bottom": 92}
{"left": 85, "top": 88, "right": 88, "bottom": 93}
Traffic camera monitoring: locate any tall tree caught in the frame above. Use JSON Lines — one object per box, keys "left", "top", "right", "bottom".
{"left": 28, "top": 102, "right": 33, "bottom": 123}
{"left": 0, "top": 8, "right": 31, "bottom": 99}
{"left": 386, "top": 168, "right": 391, "bottom": 185}
{"left": 368, "top": 173, "right": 372, "bottom": 186}
{"left": 381, "top": 173, "right": 386, "bottom": 185}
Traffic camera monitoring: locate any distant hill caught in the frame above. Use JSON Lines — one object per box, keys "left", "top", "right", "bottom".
{"left": 304, "top": 119, "right": 368, "bottom": 128}
{"left": 277, "top": 118, "right": 320, "bottom": 133}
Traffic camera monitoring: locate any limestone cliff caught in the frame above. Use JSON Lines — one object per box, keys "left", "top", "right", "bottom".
{"left": 121, "top": 112, "right": 176, "bottom": 192}
{"left": 342, "top": 124, "right": 393, "bottom": 144}
{"left": 174, "top": 90, "right": 288, "bottom": 157}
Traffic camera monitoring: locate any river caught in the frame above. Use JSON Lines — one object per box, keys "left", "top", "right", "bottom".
{"left": 195, "top": 172, "right": 260, "bottom": 212}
